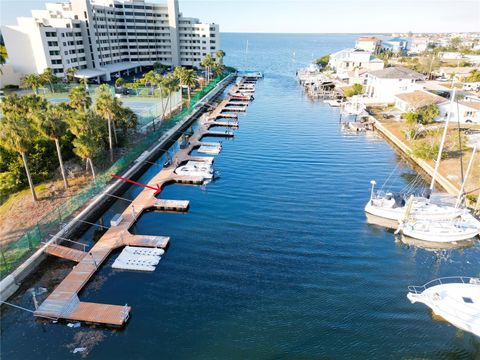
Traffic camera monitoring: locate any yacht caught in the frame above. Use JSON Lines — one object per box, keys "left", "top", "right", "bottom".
{"left": 407, "top": 277, "right": 480, "bottom": 337}
{"left": 400, "top": 218, "right": 479, "bottom": 242}
{"left": 174, "top": 161, "right": 214, "bottom": 179}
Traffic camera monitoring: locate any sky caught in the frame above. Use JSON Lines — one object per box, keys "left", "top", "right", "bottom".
{"left": 1, "top": 0, "right": 479, "bottom": 33}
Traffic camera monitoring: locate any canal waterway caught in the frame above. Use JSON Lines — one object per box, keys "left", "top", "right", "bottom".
{"left": 1, "top": 33, "right": 479, "bottom": 359}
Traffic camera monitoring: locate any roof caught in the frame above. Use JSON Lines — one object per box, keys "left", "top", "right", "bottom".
{"left": 459, "top": 101, "right": 480, "bottom": 110}
{"left": 368, "top": 66, "right": 425, "bottom": 80}
{"left": 357, "top": 37, "right": 381, "bottom": 42}
{"left": 439, "top": 66, "right": 477, "bottom": 75}
{"left": 394, "top": 90, "right": 448, "bottom": 109}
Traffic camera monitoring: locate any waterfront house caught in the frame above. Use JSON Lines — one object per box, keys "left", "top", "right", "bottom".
{"left": 355, "top": 37, "right": 382, "bottom": 54}
{"left": 381, "top": 38, "right": 410, "bottom": 54}
{"left": 365, "top": 67, "right": 425, "bottom": 103}
{"left": 436, "top": 66, "right": 477, "bottom": 82}
{"left": 438, "top": 101, "right": 480, "bottom": 124}
{"left": 328, "top": 48, "right": 384, "bottom": 83}
{"left": 394, "top": 90, "right": 448, "bottom": 112}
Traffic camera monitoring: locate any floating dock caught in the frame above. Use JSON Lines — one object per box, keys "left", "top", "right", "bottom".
{"left": 35, "top": 76, "right": 259, "bottom": 327}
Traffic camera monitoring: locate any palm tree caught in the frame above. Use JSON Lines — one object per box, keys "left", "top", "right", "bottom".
{"left": 40, "top": 68, "right": 57, "bottom": 93}
{"left": 163, "top": 73, "right": 180, "bottom": 114}
{"left": 200, "top": 54, "right": 215, "bottom": 84}
{"left": 69, "top": 85, "right": 92, "bottom": 112}
{"left": 93, "top": 85, "right": 116, "bottom": 162}
{"left": 0, "top": 102, "right": 38, "bottom": 201}
{"left": 0, "top": 45, "right": 7, "bottom": 75}
{"left": 142, "top": 70, "right": 158, "bottom": 96}
{"left": 69, "top": 112, "right": 106, "bottom": 180}
{"left": 33, "top": 103, "right": 70, "bottom": 189}
{"left": 175, "top": 67, "right": 198, "bottom": 104}
{"left": 66, "top": 67, "right": 78, "bottom": 83}
{"left": 21, "top": 74, "right": 43, "bottom": 94}
{"left": 212, "top": 62, "right": 225, "bottom": 78}
{"left": 215, "top": 50, "right": 226, "bottom": 64}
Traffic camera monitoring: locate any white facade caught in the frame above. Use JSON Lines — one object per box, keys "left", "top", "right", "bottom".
{"left": 1, "top": 0, "right": 220, "bottom": 84}
{"left": 328, "top": 48, "right": 384, "bottom": 80}
{"left": 354, "top": 37, "right": 381, "bottom": 54}
{"left": 365, "top": 67, "right": 425, "bottom": 104}
{"left": 408, "top": 37, "right": 429, "bottom": 54}
{"left": 438, "top": 101, "right": 480, "bottom": 124}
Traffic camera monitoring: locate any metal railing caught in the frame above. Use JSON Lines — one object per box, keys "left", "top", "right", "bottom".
{"left": 408, "top": 276, "right": 480, "bottom": 294}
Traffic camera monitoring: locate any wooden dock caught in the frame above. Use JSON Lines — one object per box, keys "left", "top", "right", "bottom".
{"left": 36, "top": 76, "right": 259, "bottom": 327}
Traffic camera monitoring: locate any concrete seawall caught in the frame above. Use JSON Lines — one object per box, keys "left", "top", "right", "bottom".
{"left": 0, "top": 74, "right": 236, "bottom": 302}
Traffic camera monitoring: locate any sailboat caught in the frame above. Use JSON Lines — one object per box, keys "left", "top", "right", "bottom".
{"left": 396, "top": 146, "right": 480, "bottom": 243}
{"left": 365, "top": 87, "right": 467, "bottom": 222}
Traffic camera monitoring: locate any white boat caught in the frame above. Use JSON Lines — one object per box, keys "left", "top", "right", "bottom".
{"left": 407, "top": 277, "right": 480, "bottom": 337}
{"left": 342, "top": 96, "right": 366, "bottom": 116}
{"left": 324, "top": 99, "right": 343, "bottom": 107}
{"left": 174, "top": 161, "right": 214, "bottom": 179}
{"left": 365, "top": 190, "right": 464, "bottom": 221}
{"left": 400, "top": 218, "right": 479, "bottom": 242}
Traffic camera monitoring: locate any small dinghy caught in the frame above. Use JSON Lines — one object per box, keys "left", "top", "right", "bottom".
{"left": 407, "top": 277, "right": 480, "bottom": 337}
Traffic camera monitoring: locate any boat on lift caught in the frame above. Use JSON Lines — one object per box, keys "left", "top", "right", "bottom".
{"left": 342, "top": 95, "right": 366, "bottom": 116}
{"left": 407, "top": 276, "right": 480, "bottom": 337}
{"left": 174, "top": 161, "right": 214, "bottom": 179}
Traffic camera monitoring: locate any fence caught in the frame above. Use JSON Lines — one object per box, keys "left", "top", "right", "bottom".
{"left": 0, "top": 73, "right": 230, "bottom": 277}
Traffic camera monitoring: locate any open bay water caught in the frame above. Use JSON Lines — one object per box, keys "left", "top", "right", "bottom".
{"left": 1, "top": 33, "right": 480, "bottom": 359}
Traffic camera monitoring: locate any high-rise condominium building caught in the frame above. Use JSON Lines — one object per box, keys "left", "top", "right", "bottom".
{"left": 1, "top": 0, "right": 220, "bottom": 82}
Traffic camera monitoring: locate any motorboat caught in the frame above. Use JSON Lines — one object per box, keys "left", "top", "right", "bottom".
{"left": 342, "top": 96, "right": 366, "bottom": 116}
{"left": 325, "top": 99, "right": 343, "bottom": 107}
{"left": 407, "top": 277, "right": 480, "bottom": 337}
{"left": 174, "top": 161, "right": 214, "bottom": 179}
{"left": 399, "top": 218, "right": 479, "bottom": 242}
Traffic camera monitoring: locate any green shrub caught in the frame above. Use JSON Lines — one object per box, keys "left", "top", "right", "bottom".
{"left": 411, "top": 141, "right": 441, "bottom": 160}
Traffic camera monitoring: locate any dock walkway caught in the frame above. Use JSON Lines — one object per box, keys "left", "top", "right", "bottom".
{"left": 35, "top": 76, "right": 258, "bottom": 326}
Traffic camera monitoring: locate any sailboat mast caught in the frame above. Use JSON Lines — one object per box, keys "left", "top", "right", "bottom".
{"left": 430, "top": 87, "right": 456, "bottom": 190}
{"left": 455, "top": 145, "right": 477, "bottom": 208}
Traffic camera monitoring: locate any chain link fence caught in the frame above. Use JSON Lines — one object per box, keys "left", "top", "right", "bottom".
{"left": 0, "top": 73, "right": 230, "bottom": 277}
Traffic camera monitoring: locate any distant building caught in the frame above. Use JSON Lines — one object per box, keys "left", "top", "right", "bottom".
{"left": 408, "top": 37, "right": 429, "bottom": 54}
{"left": 328, "top": 48, "right": 384, "bottom": 81}
{"left": 355, "top": 37, "right": 382, "bottom": 54}
{"left": 394, "top": 90, "right": 448, "bottom": 112}
{"left": 437, "top": 66, "right": 477, "bottom": 82}
{"left": 1, "top": 0, "right": 220, "bottom": 84}
{"left": 365, "top": 66, "right": 425, "bottom": 103}
{"left": 439, "top": 52, "right": 463, "bottom": 60}
{"left": 381, "top": 38, "right": 410, "bottom": 54}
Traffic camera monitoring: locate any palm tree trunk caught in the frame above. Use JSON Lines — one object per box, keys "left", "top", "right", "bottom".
{"left": 187, "top": 86, "right": 191, "bottom": 104}
{"left": 21, "top": 152, "right": 37, "bottom": 202}
{"left": 112, "top": 121, "right": 118, "bottom": 145}
{"left": 108, "top": 116, "right": 113, "bottom": 162}
{"left": 54, "top": 138, "right": 68, "bottom": 189}
{"left": 88, "top": 158, "right": 96, "bottom": 180}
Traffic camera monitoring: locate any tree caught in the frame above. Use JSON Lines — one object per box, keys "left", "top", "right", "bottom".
{"left": 153, "top": 62, "right": 168, "bottom": 74}
{"left": 0, "top": 99, "right": 39, "bottom": 201}
{"left": 32, "top": 102, "right": 70, "bottom": 189}
{"left": 141, "top": 70, "right": 158, "bottom": 95}
{"left": 164, "top": 73, "right": 180, "bottom": 114}
{"left": 417, "top": 104, "right": 440, "bottom": 125}
{"left": 21, "top": 74, "right": 43, "bottom": 94}
{"left": 0, "top": 45, "right": 7, "bottom": 74}
{"left": 94, "top": 85, "right": 117, "bottom": 161}
{"left": 449, "top": 37, "right": 461, "bottom": 50}
{"left": 466, "top": 69, "right": 480, "bottom": 83}
{"left": 200, "top": 54, "right": 215, "bottom": 84}
{"left": 69, "top": 85, "right": 92, "bottom": 112}
{"left": 215, "top": 50, "right": 226, "bottom": 64}
{"left": 315, "top": 54, "right": 330, "bottom": 68}
{"left": 69, "top": 112, "right": 106, "bottom": 180}
{"left": 115, "top": 77, "right": 125, "bottom": 88}
{"left": 344, "top": 83, "right": 363, "bottom": 98}
{"left": 212, "top": 62, "right": 225, "bottom": 77}
{"left": 40, "top": 68, "right": 57, "bottom": 93}
{"left": 66, "top": 67, "right": 78, "bottom": 83}
{"left": 174, "top": 67, "right": 199, "bottom": 104}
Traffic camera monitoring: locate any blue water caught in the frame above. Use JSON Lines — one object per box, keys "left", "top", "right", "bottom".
{"left": 1, "top": 33, "right": 479, "bottom": 359}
